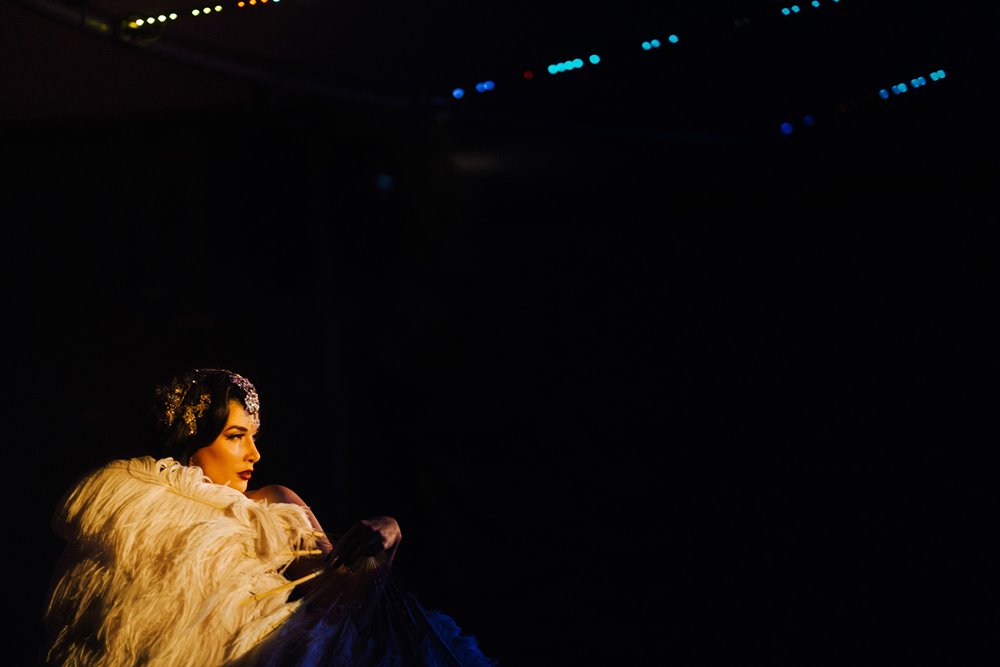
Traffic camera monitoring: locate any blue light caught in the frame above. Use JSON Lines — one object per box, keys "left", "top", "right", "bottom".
{"left": 782, "top": 8, "right": 790, "bottom": 15}
{"left": 589, "top": 54, "right": 600, "bottom": 64}
{"left": 668, "top": 34, "right": 679, "bottom": 44}
{"left": 642, "top": 41, "right": 652, "bottom": 50}
{"left": 881, "top": 69, "right": 947, "bottom": 101}
{"left": 803, "top": 114, "right": 816, "bottom": 126}
{"left": 452, "top": 88, "right": 464, "bottom": 99}
{"left": 780, "top": 122, "right": 794, "bottom": 135}
{"left": 548, "top": 58, "right": 585, "bottom": 74}
{"left": 375, "top": 174, "right": 394, "bottom": 191}
{"left": 650, "top": 39, "right": 661, "bottom": 48}
{"left": 483, "top": 80, "right": 495, "bottom": 91}
{"left": 811, "top": 0, "right": 820, "bottom": 6}
{"left": 792, "top": 5, "right": 801, "bottom": 13}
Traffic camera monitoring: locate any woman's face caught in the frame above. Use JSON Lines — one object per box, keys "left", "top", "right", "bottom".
{"left": 189, "top": 400, "right": 261, "bottom": 492}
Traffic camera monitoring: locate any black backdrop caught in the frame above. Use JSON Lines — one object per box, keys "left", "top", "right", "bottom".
{"left": 5, "top": 3, "right": 998, "bottom": 665}
{"left": 10, "top": 139, "right": 997, "bottom": 666}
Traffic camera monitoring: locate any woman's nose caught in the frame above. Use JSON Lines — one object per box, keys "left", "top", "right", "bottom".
{"left": 247, "top": 440, "right": 261, "bottom": 463}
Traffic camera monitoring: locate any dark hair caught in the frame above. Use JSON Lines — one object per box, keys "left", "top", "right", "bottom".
{"left": 152, "top": 368, "right": 260, "bottom": 464}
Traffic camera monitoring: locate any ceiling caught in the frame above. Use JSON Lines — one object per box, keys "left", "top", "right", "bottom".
{"left": 2, "top": 0, "right": 995, "bottom": 207}
{"left": 5, "top": 0, "right": 992, "bottom": 134}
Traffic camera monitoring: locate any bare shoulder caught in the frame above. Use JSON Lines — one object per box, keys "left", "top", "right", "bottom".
{"left": 245, "top": 484, "right": 307, "bottom": 506}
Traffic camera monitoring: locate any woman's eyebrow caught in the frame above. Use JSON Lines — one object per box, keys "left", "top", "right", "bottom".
{"left": 224, "top": 425, "right": 249, "bottom": 432}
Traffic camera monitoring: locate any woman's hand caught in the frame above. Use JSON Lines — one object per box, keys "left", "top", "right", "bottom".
{"left": 328, "top": 516, "right": 402, "bottom": 570}
{"left": 361, "top": 516, "right": 402, "bottom": 551}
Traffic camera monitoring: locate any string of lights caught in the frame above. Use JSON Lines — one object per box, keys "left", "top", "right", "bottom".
{"left": 10, "top": 0, "right": 417, "bottom": 107}
{"left": 121, "top": 0, "right": 280, "bottom": 31}
{"left": 14, "top": 0, "right": 973, "bottom": 138}
{"left": 434, "top": 0, "right": 959, "bottom": 139}
{"left": 444, "top": 1, "right": 852, "bottom": 102}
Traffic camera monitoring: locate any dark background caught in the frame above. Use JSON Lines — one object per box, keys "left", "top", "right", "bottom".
{"left": 4, "top": 1, "right": 998, "bottom": 665}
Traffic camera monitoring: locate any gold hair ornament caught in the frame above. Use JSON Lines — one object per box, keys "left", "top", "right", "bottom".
{"left": 156, "top": 380, "right": 212, "bottom": 436}
{"left": 156, "top": 369, "right": 260, "bottom": 436}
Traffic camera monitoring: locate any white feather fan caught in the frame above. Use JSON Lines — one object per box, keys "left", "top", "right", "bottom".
{"left": 44, "top": 456, "right": 320, "bottom": 667}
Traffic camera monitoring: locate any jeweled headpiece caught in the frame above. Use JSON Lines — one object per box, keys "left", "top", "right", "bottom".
{"left": 226, "top": 371, "right": 260, "bottom": 417}
{"left": 155, "top": 368, "right": 260, "bottom": 436}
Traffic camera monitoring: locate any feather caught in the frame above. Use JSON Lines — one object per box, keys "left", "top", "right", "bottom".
{"left": 231, "top": 557, "right": 499, "bottom": 667}
{"left": 45, "top": 456, "right": 320, "bottom": 667}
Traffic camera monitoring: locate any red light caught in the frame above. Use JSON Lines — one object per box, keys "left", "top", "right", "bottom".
{"left": 523, "top": 70, "right": 534, "bottom": 80}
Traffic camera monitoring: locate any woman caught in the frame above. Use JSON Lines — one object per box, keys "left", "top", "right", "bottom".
{"left": 43, "top": 368, "right": 494, "bottom": 666}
